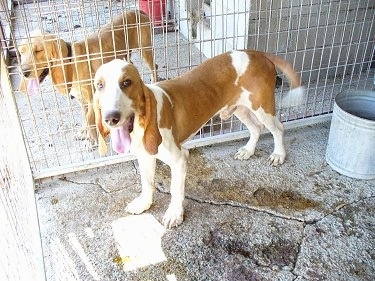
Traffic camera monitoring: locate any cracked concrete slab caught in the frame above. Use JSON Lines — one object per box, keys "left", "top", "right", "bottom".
{"left": 35, "top": 122, "right": 375, "bottom": 280}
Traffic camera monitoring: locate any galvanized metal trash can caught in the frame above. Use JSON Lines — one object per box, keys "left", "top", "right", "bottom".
{"left": 326, "top": 90, "right": 375, "bottom": 180}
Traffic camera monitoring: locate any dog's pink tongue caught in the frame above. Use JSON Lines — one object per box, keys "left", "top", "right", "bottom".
{"left": 111, "top": 125, "right": 131, "bottom": 154}
{"left": 27, "top": 78, "right": 39, "bottom": 96}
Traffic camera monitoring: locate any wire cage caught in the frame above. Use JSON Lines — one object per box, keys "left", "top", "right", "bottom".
{"left": 0, "top": 0, "right": 374, "bottom": 181}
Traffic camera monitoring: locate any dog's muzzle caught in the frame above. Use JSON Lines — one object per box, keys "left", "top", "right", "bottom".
{"left": 21, "top": 65, "right": 31, "bottom": 78}
{"left": 104, "top": 110, "right": 122, "bottom": 126}
{"left": 20, "top": 66, "right": 49, "bottom": 82}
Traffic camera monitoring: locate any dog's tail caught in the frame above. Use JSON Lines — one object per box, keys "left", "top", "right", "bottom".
{"left": 263, "top": 53, "right": 305, "bottom": 107}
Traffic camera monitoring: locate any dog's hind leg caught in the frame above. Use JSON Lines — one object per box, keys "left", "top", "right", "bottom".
{"left": 231, "top": 106, "right": 265, "bottom": 160}
{"left": 126, "top": 155, "right": 156, "bottom": 214}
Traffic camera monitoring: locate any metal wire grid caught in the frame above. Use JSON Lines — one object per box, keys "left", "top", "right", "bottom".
{"left": 0, "top": 0, "right": 374, "bottom": 179}
{"left": 0, "top": 55, "right": 45, "bottom": 280}
{"left": 3, "top": 0, "right": 158, "bottom": 174}
{"left": 246, "top": 0, "right": 374, "bottom": 122}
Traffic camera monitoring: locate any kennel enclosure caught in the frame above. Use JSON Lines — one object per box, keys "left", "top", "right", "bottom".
{"left": 1, "top": 0, "right": 374, "bottom": 279}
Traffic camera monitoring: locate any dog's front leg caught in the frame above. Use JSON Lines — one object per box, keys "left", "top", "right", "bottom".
{"left": 74, "top": 101, "right": 89, "bottom": 141}
{"left": 86, "top": 103, "right": 98, "bottom": 146}
{"left": 126, "top": 155, "right": 156, "bottom": 215}
{"left": 163, "top": 148, "right": 189, "bottom": 228}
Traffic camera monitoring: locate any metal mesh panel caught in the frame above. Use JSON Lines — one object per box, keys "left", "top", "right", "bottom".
{"left": 0, "top": 54, "right": 45, "bottom": 280}
{"left": 0, "top": 0, "right": 374, "bottom": 179}
{"left": 247, "top": 0, "right": 375, "bottom": 121}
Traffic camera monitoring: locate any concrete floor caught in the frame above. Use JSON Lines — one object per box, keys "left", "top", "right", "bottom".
{"left": 35, "top": 122, "right": 375, "bottom": 281}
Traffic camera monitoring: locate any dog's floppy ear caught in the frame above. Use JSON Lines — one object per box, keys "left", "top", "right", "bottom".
{"left": 93, "top": 93, "right": 110, "bottom": 156}
{"left": 47, "top": 38, "right": 72, "bottom": 95}
{"left": 140, "top": 85, "right": 162, "bottom": 155}
{"left": 45, "top": 34, "right": 60, "bottom": 59}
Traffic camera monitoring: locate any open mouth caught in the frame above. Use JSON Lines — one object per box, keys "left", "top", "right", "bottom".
{"left": 39, "top": 68, "right": 49, "bottom": 83}
{"left": 110, "top": 114, "right": 135, "bottom": 154}
{"left": 25, "top": 67, "right": 49, "bottom": 96}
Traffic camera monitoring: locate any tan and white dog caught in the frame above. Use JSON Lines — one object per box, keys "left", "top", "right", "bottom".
{"left": 93, "top": 50, "right": 304, "bottom": 228}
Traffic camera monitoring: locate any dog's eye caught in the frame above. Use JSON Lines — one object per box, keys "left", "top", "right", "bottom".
{"left": 121, "top": 79, "right": 131, "bottom": 88}
{"left": 96, "top": 82, "right": 104, "bottom": 90}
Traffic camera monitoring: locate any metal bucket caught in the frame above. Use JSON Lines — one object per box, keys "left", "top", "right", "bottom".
{"left": 326, "top": 90, "right": 375, "bottom": 179}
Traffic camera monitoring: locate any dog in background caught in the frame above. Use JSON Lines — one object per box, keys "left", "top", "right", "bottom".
{"left": 185, "top": 0, "right": 203, "bottom": 39}
{"left": 18, "top": 10, "right": 157, "bottom": 147}
{"left": 92, "top": 50, "right": 304, "bottom": 228}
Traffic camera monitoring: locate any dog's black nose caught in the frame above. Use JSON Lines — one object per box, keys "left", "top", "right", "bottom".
{"left": 104, "top": 110, "right": 121, "bottom": 126}
{"left": 21, "top": 66, "right": 31, "bottom": 78}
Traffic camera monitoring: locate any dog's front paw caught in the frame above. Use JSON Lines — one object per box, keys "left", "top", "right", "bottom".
{"left": 84, "top": 138, "right": 98, "bottom": 152}
{"left": 268, "top": 153, "right": 285, "bottom": 166}
{"left": 74, "top": 129, "right": 87, "bottom": 141}
{"left": 126, "top": 196, "right": 153, "bottom": 215}
{"left": 234, "top": 146, "right": 255, "bottom": 160}
{"left": 163, "top": 205, "right": 184, "bottom": 229}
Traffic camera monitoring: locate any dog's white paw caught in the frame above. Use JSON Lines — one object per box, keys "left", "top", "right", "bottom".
{"left": 234, "top": 146, "right": 255, "bottom": 160}
{"left": 162, "top": 205, "right": 184, "bottom": 229}
{"left": 74, "top": 129, "right": 87, "bottom": 141}
{"left": 268, "top": 153, "right": 285, "bottom": 166}
{"left": 84, "top": 138, "right": 98, "bottom": 152}
{"left": 125, "top": 196, "right": 152, "bottom": 215}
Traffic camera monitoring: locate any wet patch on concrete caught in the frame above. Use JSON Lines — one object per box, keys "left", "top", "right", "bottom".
{"left": 205, "top": 221, "right": 299, "bottom": 270}
{"left": 253, "top": 187, "right": 318, "bottom": 210}
{"left": 197, "top": 178, "right": 253, "bottom": 203}
{"left": 161, "top": 201, "right": 303, "bottom": 280}
{"left": 225, "top": 265, "right": 263, "bottom": 281}
{"left": 156, "top": 146, "right": 320, "bottom": 222}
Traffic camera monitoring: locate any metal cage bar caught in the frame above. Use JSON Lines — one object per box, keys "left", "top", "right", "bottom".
{"left": 1, "top": 51, "right": 45, "bottom": 281}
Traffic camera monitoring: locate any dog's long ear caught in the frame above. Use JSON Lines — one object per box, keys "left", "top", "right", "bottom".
{"left": 93, "top": 93, "right": 110, "bottom": 156}
{"left": 140, "top": 85, "right": 162, "bottom": 155}
{"left": 48, "top": 38, "right": 72, "bottom": 95}
{"left": 46, "top": 34, "right": 62, "bottom": 59}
